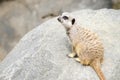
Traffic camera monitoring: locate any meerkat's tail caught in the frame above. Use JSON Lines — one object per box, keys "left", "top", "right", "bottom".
{"left": 90, "top": 59, "right": 105, "bottom": 80}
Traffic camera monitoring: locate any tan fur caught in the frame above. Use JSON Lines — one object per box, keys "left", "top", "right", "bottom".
{"left": 57, "top": 13, "right": 105, "bottom": 80}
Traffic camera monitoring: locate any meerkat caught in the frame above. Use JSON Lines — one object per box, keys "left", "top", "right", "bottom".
{"left": 57, "top": 12, "right": 105, "bottom": 80}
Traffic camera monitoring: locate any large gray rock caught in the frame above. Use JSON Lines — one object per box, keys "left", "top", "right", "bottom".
{"left": 0, "top": 0, "right": 112, "bottom": 59}
{"left": 0, "top": 9, "right": 120, "bottom": 80}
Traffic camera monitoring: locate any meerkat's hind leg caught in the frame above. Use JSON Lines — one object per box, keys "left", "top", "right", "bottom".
{"left": 74, "top": 57, "right": 90, "bottom": 66}
{"left": 74, "top": 57, "right": 81, "bottom": 63}
{"left": 67, "top": 52, "right": 76, "bottom": 58}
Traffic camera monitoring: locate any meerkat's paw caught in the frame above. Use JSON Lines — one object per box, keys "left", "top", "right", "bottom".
{"left": 67, "top": 53, "right": 76, "bottom": 58}
{"left": 75, "top": 58, "right": 81, "bottom": 63}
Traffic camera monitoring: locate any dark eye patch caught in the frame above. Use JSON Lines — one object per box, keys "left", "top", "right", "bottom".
{"left": 62, "top": 16, "right": 68, "bottom": 20}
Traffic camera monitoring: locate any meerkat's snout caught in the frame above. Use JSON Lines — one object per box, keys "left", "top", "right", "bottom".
{"left": 57, "top": 17, "right": 61, "bottom": 22}
{"left": 57, "top": 16, "right": 61, "bottom": 23}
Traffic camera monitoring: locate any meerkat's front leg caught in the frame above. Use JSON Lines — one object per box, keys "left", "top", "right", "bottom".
{"left": 67, "top": 46, "right": 77, "bottom": 58}
{"left": 74, "top": 43, "right": 83, "bottom": 63}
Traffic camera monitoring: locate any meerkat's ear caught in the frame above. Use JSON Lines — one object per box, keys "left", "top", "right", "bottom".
{"left": 72, "top": 18, "right": 75, "bottom": 25}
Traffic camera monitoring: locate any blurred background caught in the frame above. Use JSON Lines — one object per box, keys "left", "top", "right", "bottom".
{"left": 0, "top": 0, "right": 119, "bottom": 61}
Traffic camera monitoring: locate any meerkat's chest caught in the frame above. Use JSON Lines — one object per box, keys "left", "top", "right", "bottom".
{"left": 68, "top": 29, "right": 80, "bottom": 46}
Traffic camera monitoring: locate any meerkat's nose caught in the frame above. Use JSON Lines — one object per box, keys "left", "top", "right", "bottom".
{"left": 57, "top": 17, "right": 61, "bottom": 22}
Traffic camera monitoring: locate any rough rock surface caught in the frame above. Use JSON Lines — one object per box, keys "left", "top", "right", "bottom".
{"left": 0, "top": 0, "right": 112, "bottom": 59}
{"left": 0, "top": 9, "right": 120, "bottom": 80}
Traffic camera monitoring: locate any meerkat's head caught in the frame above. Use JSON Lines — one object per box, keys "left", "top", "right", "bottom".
{"left": 57, "top": 12, "right": 75, "bottom": 31}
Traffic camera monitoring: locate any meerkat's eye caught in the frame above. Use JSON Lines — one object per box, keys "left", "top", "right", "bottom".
{"left": 62, "top": 16, "right": 68, "bottom": 20}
